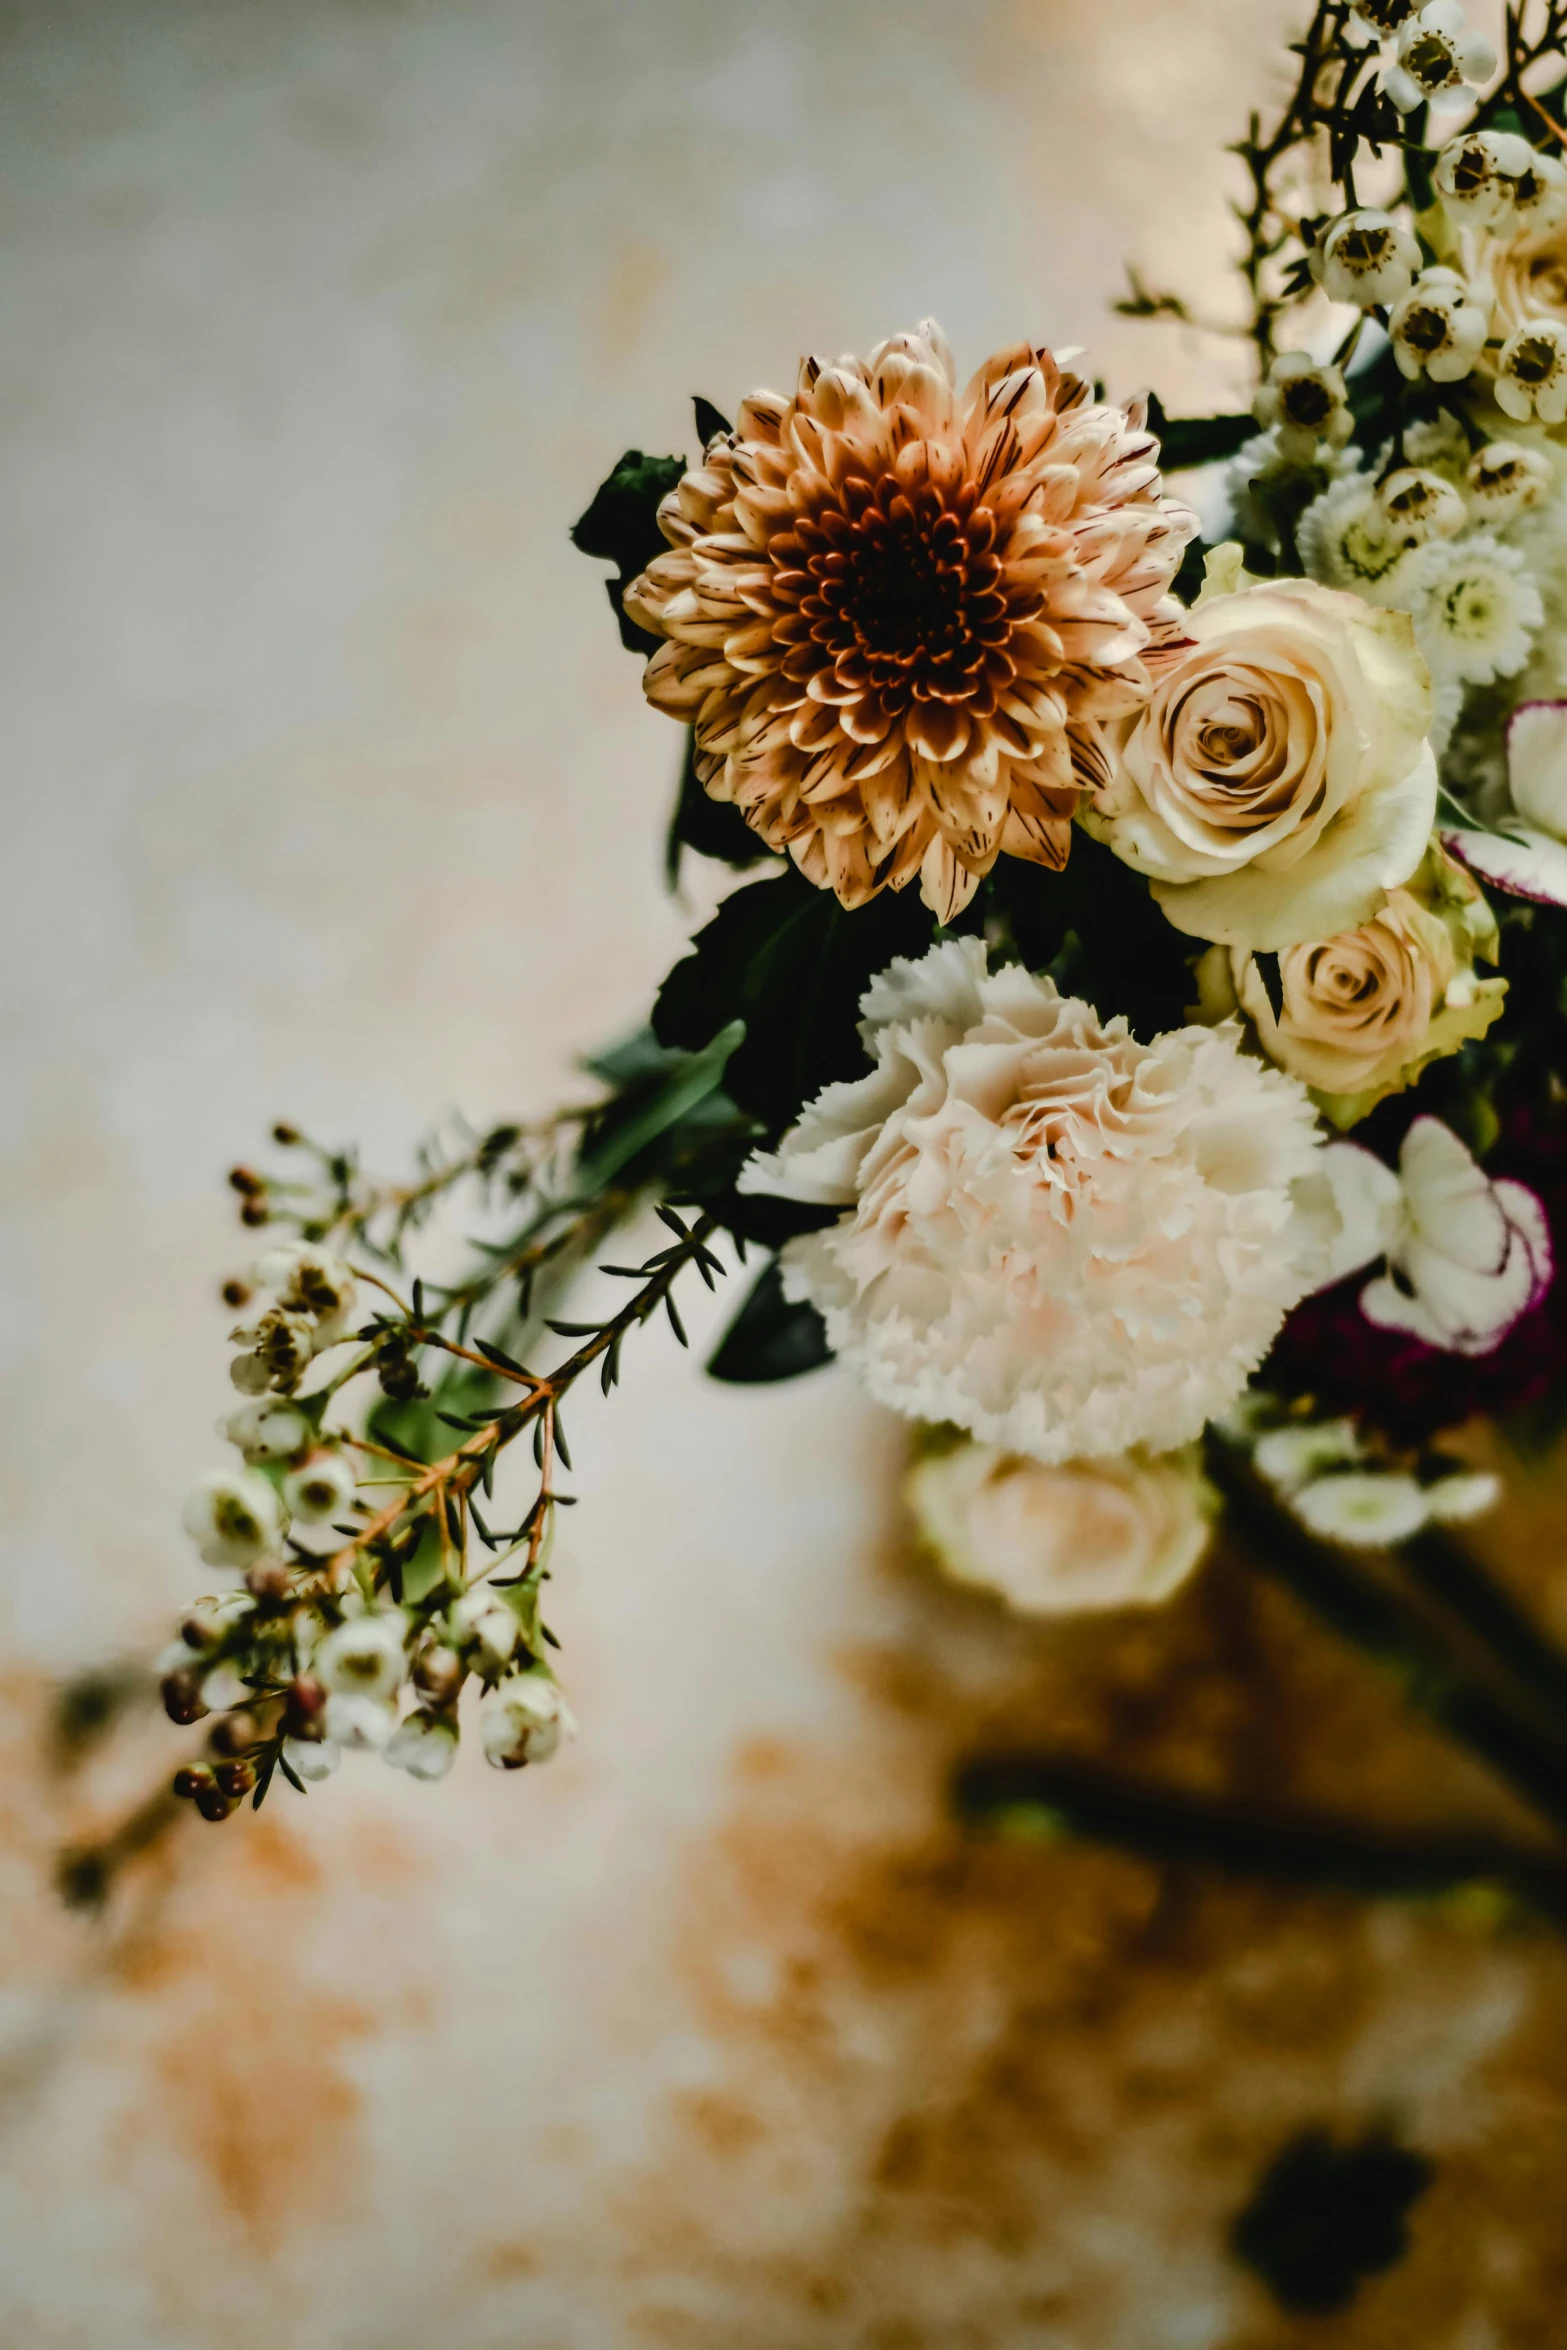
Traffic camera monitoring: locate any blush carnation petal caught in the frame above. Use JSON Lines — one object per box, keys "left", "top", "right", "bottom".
{"left": 1505, "top": 698, "right": 1567, "bottom": 836}
{"left": 1439, "top": 824, "right": 1567, "bottom": 907}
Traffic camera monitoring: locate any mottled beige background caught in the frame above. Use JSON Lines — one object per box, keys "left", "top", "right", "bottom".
{"left": 7, "top": 3, "right": 1567, "bottom": 2344}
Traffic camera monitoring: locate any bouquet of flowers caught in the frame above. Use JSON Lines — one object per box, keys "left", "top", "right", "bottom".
{"left": 90, "top": 0, "right": 1567, "bottom": 1921}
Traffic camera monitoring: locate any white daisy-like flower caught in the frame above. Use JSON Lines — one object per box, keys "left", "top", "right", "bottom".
{"left": 1406, "top": 531, "right": 1544, "bottom": 685}
{"left": 1388, "top": 267, "right": 1489, "bottom": 383}
{"left": 1466, "top": 438, "right": 1554, "bottom": 522}
{"left": 1433, "top": 127, "right": 1537, "bottom": 226}
{"left": 384, "top": 1709, "right": 459, "bottom": 1781}
{"left": 182, "top": 1467, "right": 287, "bottom": 1570}
{"left": 1383, "top": 0, "right": 1496, "bottom": 113}
{"left": 1496, "top": 318, "right": 1567, "bottom": 424}
{"left": 741, "top": 938, "right": 1332, "bottom": 1463}
{"left": 1252, "top": 1419, "right": 1364, "bottom": 1492}
{"left": 1221, "top": 429, "right": 1359, "bottom": 554}
{"left": 1293, "top": 1471, "right": 1431, "bottom": 1546}
{"left": 1310, "top": 208, "right": 1421, "bottom": 307}
{"left": 1424, "top": 1469, "right": 1502, "bottom": 1520}
{"left": 1299, "top": 475, "right": 1420, "bottom": 601}
{"left": 282, "top": 1735, "right": 340, "bottom": 1783}
{"left": 1252, "top": 353, "right": 1354, "bottom": 465}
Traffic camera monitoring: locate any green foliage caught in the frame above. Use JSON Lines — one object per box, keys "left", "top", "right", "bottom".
{"left": 707, "top": 1257, "right": 832, "bottom": 1384}
{"left": 665, "top": 732, "right": 772, "bottom": 886}
{"left": 1145, "top": 394, "right": 1255, "bottom": 472}
{"left": 570, "top": 448, "right": 686, "bottom": 654}
{"left": 653, "top": 863, "right": 938, "bottom": 1139}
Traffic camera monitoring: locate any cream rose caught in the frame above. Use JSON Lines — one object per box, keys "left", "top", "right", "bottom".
{"left": 908, "top": 1436, "right": 1216, "bottom": 1615}
{"left": 1085, "top": 567, "right": 1436, "bottom": 950}
{"left": 1194, "top": 846, "right": 1506, "bottom": 1126}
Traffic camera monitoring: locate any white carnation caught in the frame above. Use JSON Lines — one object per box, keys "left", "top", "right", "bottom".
{"left": 1299, "top": 475, "right": 1420, "bottom": 600}
{"left": 742, "top": 940, "right": 1332, "bottom": 1463}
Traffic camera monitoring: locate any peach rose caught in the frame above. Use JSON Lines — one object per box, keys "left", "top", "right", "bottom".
{"left": 1085, "top": 566, "right": 1436, "bottom": 950}
{"left": 1194, "top": 847, "right": 1505, "bottom": 1126}
{"left": 908, "top": 1436, "right": 1216, "bottom": 1615}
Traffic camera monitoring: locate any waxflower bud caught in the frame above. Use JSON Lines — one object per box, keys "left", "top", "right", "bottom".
{"left": 1310, "top": 209, "right": 1420, "bottom": 308}
{"left": 161, "top": 1669, "right": 208, "bottom": 1727}
{"left": 1433, "top": 127, "right": 1535, "bottom": 225}
{"left": 282, "top": 1451, "right": 357, "bottom": 1524}
{"left": 1496, "top": 319, "right": 1567, "bottom": 424}
{"left": 323, "top": 1693, "right": 396, "bottom": 1750}
{"left": 1384, "top": 0, "right": 1496, "bottom": 113}
{"left": 209, "top": 1709, "right": 261, "bottom": 1756}
{"left": 1466, "top": 439, "right": 1554, "bottom": 521}
{"left": 1292, "top": 1471, "right": 1431, "bottom": 1547}
{"left": 1251, "top": 353, "right": 1352, "bottom": 465}
{"left": 1377, "top": 466, "right": 1466, "bottom": 542}
{"left": 315, "top": 1612, "right": 407, "bottom": 1702}
{"left": 253, "top": 1242, "right": 359, "bottom": 1344}
{"left": 229, "top": 1305, "right": 316, "bottom": 1396}
{"left": 173, "top": 1763, "right": 216, "bottom": 1800}
{"left": 1388, "top": 268, "right": 1488, "bottom": 384}
{"left": 480, "top": 1672, "right": 577, "bottom": 1770}
{"left": 447, "top": 1588, "right": 521, "bottom": 1674}
{"left": 412, "top": 1642, "right": 467, "bottom": 1707}
{"left": 283, "top": 1734, "right": 340, "bottom": 1782}
{"left": 283, "top": 1673, "right": 327, "bottom": 1735}
{"left": 194, "top": 1782, "right": 236, "bottom": 1822}
{"left": 182, "top": 1468, "right": 287, "bottom": 1570}
{"left": 385, "top": 1709, "right": 460, "bottom": 1782}
{"left": 213, "top": 1757, "right": 257, "bottom": 1800}
{"left": 221, "top": 1398, "right": 309, "bottom": 1463}
{"left": 245, "top": 1559, "right": 294, "bottom": 1602}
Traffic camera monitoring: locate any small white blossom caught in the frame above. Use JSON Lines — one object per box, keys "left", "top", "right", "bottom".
{"left": 229, "top": 1305, "right": 317, "bottom": 1396}
{"left": 1310, "top": 208, "right": 1421, "bottom": 307}
{"left": 1347, "top": 0, "right": 1417, "bottom": 36}
{"left": 1513, "top": 147, "right": 1567, "bottom": 230}
{"left": 281, "top": 1451, "right": 358, "bottom": 1524}
{"left": 385, "top": 1709, "right": 460, "bottom": 1781}
{"left": 1388, "top": 268, "right": 1488, "bottom": 383}
{"left": 283, "top": 1735, "right": 341, "bottom": 1782}
{"left": 323, "top": 1693, "right": 396, "bottom": 1751}
{"left": 1433, "top": 127, "right": 1536, "bottom": 225}
{"left": 253, "top": 1242, "right": 359, "bottom": 1346}
{"left": 1293, "top": 1471, "right": 1431, "bottom": 1546}
{"left": 221, "top": 1398, "right": 309, "bottom": 1463}
{"left": 447, "top": 1588, "right": 520, "bottom": 1673}
{"left": 1299, "top": 476, "right": 1419, "bottom": 600}
{"left": 1252, "top": 353, "right": 1353, "bottom": 465}
{"left": 1378, "top": 466, "right": 1467, "bottom": 542}
{"left": 182, "top": 1468, "right": 287, "bottom": 1570}
{"left": 1355, "top": 1117, "right": 1553, "bottom": 1354}
{"left": 1496, "top": 319, "right": 1567, "bottom": 425}
{"left": 480, "top": 1673, "right": 577, "bottom": 1770}
{"left": 1466, "top": 439, "right": 1554, "bottom": 522}
{"left": 1253, "top": 1419, "right": 1364, "bottom": 1492}
{"left": 315, "top": 1611, "right": 407, "bottom": 1702}
{"left": 1406, "top": 531, "right": 1544, "bottom": 686}
{"left": 1424, "top": 1469, "right": 1502, "bottom": 1521}
{"left": 1384, "top": 0, "right": 1496, "bottom": 113}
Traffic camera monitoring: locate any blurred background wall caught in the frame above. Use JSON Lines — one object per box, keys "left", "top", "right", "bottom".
{"left": 7, "top": 4, "right": 1567, "bottom": 2345}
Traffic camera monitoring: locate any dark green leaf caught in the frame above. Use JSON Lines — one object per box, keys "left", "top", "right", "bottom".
{"left": 665, "top": 730, "right": 772, "bottom": 886}
{"left": 570, "top": 448, "right": 687, "bottom": 654}
{"left": 692, "top": 396, "right": 732, "bottom": 444}
{"left": 1146, "top": 393, "right": 1255, "bottom": 470}
{"left": 707, "top": 1257, "right": 833, "bottom": 1384}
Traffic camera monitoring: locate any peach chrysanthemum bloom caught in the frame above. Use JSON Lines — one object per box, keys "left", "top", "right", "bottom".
{"left": 622, "top": 321, "right": 1197, "bottom": 921}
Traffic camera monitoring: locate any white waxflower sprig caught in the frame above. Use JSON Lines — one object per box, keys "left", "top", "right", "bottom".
{"left": 1382, "top": 0, "right": 1496, "bottom": 112}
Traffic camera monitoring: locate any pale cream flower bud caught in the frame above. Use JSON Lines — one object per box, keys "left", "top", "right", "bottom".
{"left": 1423, "top": 1469, "right": 1501, "bottom": 1521}
{"left": 1496, "top": 319, "right": 1567, "bottom": 425}
{"left": 221, "top": 1398, "right": 309, "bottom": 1463}
{"left": 1388, "top": 268, "right": 1488, "bottom": 383}
{"left": 1293, "top": 1471, "right": 1431, "bottom": 1546}
{"left": 1310, "top": 209, "right": 1420, "bottom": 307}
{"left": 281, "top": 1451, "right": 357, "bottom": 1524}
{"left": 1466, "top": 438, "right": 1554, "bottom": 520}
{"left": 1253, "top": 1420, "right": 1363, "bottom": 1492}
{"left": 315, "top": 1611, "right": 407, "bottom": 1702}
{"left": 384, "top": 1709, "right": 459, "bottom": 1781}
{"left": 229, "top": 1305, "right": 316, "bottom": 1396}
{"left": 182, "top": 1468, "right": 287, "bottom": 1570}
{"left": 480, "top": 1674, "right": 576, "bottom": 1770}
{"left": 1252, "top": 353, "right": 1353, "bottom": 465}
